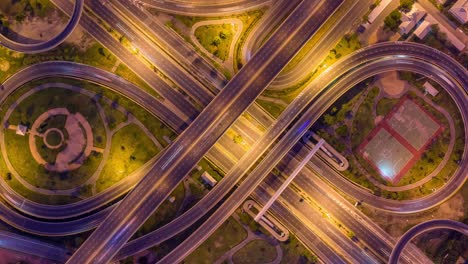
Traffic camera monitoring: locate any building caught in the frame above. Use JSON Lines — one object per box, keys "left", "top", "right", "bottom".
{"left": 363, "top": 0, "right": 393, "bottom": 29}
{"left": 414, "top": 20, "right": 432, "bottom": 39}
{"left": 449, "top": 0, "right": 468, "bottom": 24}
{"left": 16, "top": 124, "right": 27, "bottom": 136}
{"left": 201, "top": 171, "right": 217, "bottom": 187}
{"left": 415, "top": 15, "right": 466, "bottom": 52}
{"left": 399, "top": 6, "right": 426, "bottom": 36}
{"left": 423, "top": 82, "right": 439, "bottom": 97}
{"left": 368, "top": 0, "right": 392, "bottom": 23}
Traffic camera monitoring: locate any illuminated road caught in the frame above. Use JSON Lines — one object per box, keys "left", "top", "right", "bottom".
{"left": 0, "top": 3, "right": 466, "bottom": 262}
{"left": 157, "top": 52, "right": 463, "bottom": 263}
{"left": 0, "top": 0, "right": 83, "bottom": 53}
{"left": 66, "top": 0, "right": 341, "bottom": 262}
{"left": 0, "top": 230, "right": 71, "bottom": 262}
{"left": 389, "top": 220, "right": 468, "bottom": 264}
{"left": 0, "top": 42, "right": 465, "bottom": 264}
{"left": 137, "top": 0, "right": 270, "bottom": 16}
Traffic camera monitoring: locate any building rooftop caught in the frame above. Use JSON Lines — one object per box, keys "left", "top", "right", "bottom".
{"left": 449, "top": 0, "right": 468, "bottom": 23}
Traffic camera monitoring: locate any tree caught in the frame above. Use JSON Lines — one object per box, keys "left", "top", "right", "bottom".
{"left": 384, "top": 10, "right": 402, "bottom": 32}
{"left": 98, "top": 47, "right": 105, "bottom": 56}
{"left": 400, "top": 0, "right": 415, "bottom": 12}
{"left": 233, "top": 134, "right": 243, "bottom": 144}
{"left": 323, "top": 114, "right": 336, "bottom": 126}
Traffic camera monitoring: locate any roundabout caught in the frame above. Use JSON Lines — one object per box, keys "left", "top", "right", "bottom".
{"left": 0, "top": 80, "right": 161, "bottom": 206}
{"left": 29, "top": 108, "right": 96, "bottom": 173}
{"left": 1, "top": 83, "right": 108, "bottom": 196}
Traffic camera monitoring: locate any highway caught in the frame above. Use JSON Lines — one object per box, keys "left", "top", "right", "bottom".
{"left": 0, "top": 38, "right": 464, "bottom": 264}
{"left": 389, "top": 220, "right": 468, "bottom": 264}
{"left": 86, "top": 0, "right": 274, "bottom": 137}
{"left": 66, "top": 0, "right": 343, "bottom": 262}
{"left": 137, "top": 0, "right": 270, "bottom": 16}
{"left": 0, "top": 3, "right": 464, "bottom": 262}
{"left": 53, "top": 0, "right": 276, "bottom": 170}
{"left": 241, "top": 0, "right": 302, "bottom": 61}
{"left": 157, "top": 52, "right": 463, "bottom": 263}
{"left": 52, "top": 0, "right": 199, "bottom": 122}
{"left": 270, "top": 0, "right": 372, "bottom": 89}
{"left": 0, "top": 230, "right": 71, "bottom": 262}
{"left": 253, "top": 182, "right": 377, "bottom": 263}
{"left": 0, "top": 0, "right": 83, "bottom": 53}
{"left": 0, "top": 42, "right": 464, "bottom": 263}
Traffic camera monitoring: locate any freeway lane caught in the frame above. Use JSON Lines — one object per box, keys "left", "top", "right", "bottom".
{"left": 67, "top": 0, "right": 343, "bottom": 262}
{"left": 52, "top": 0, "right": 199, "bottom": 122}
{"left": 0, "top": 230, "right": 71, "bottom": 262}
{"left": 0, "top": 51, "right": 460, "bottom": 263}
{"left": 389, "top": 220, "right": 468, "bottom": 264}
{"left": 0, "top": 47, "right": 464, "bottom": 263}
{"left": 113, "top": 47, "right": 466, "bottom": 261}
{"left": 137, "top": 0, "right": 270, "bottom": 16}
{"left": 157, "top": 55, "right": 459, "bottom": 263}
{"left": 0, "top": 0, "right": 83, "bottom": 53}
{"left": 270, "top": 0, "right": 372, "bottom": 89}
{"left": 87, "top": 0, "right": 213, "bottom": 107}
{"left": 254, "top": 182, "right": 376, "bottom": 263}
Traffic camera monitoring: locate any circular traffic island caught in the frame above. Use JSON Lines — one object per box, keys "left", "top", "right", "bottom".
{"left": 0, "top": 78, "right": 165, "bottom": 205}
{"left": 1, "top": 84, "right": 107, "bottom": 195}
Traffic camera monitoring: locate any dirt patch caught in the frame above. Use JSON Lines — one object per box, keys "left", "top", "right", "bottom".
{"left": 8, "top": 10, "right": 66, "bottom": 43}
{"left": 374, "top": 71, "right": 408, "bottom": 97}
{"left": 6, "top": 10, "right": 93, "bottom": 51}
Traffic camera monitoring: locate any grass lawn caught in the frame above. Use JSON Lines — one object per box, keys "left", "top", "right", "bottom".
{"left": 81, "top": 79, "right": 177, "bottom": 147}
{"left": 376, "top": 97, "right": 399, "bottom": 116}
{"left": 96, "top": 124, "right": 159, "bottom": 192}
{"left": 7, "top": 87, "right": 107, "bottom": 148}
{"left": 133, "top": 183, "right": 185, "bottom": 239}
{"left": 98, "top": 98, "right": 127, "bottom": 131}
{"left": 262, "top": 33, "right": 361, "bottom": 104}
{"left": 351, "top": 87, "right": 379, "bottom": 149}
{"left": 0, "top": 151, "right": 80, "bottom": 205}
{"left": 232, "top": 239, "right": 277, "bottom": 263}
{"left": 280, "top": 234, "right": 318, "bottom": 264}
{"left": 172, "top": 9, "right": 265, "bottom": 71}
{"left": 195, "top": 24, "right": 235, "bottom": 61}
{"left": 185, "top": 217, "right": 247, "bottom": 264}
{"left": 191, "top": 158, "right": 224, "bottom": 183}
{"left": 2, "top": 86, "right": 107, "bottom": 191}
{"left": 20, "top": 77, "right": 177, "bottom": 148}
{"left": 256, "top": 99, "right": 285, "bottom": 119}
{"left": 4, "top": 129, "right": 103, "bottom": 190}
